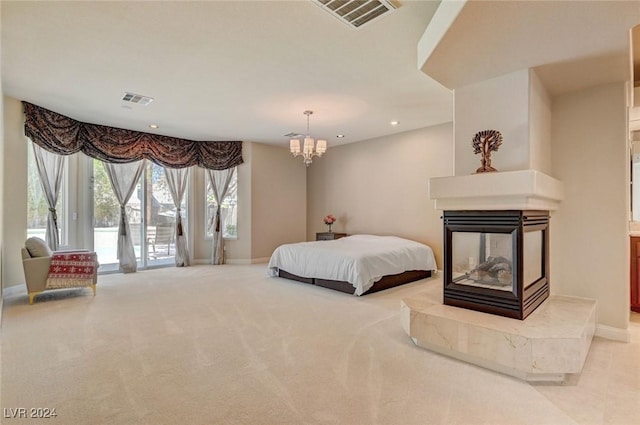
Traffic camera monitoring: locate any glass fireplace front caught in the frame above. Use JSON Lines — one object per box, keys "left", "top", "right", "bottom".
{"left": 452, "top": 232, "right": 514, "bottom": 292}
{"left": 443, "top": 210, "right": 549, "bottom": 320}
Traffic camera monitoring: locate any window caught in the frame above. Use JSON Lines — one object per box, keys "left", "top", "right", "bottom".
{"left": 27, "top": 141, "right": 67, "bottom": 245}
{"left": 205, "top": 168, "right": 238, "bottom": 239}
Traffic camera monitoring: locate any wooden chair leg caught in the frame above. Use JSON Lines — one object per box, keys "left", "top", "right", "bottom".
{"left": 28, "top": 292, "right": 41, "bottom": 305}
{"left": 91, "top": 285, "right": 97, "bottom": 296}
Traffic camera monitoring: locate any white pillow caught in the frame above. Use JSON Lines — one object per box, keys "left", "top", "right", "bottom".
{"left": 25, "top": 237, "right": 53, "bottom": 258}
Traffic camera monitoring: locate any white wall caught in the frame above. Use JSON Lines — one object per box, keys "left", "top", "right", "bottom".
{"left": 453, "top": 68, "right": 553, "bottom": 175}
{"left": 550, "top": 83, "right": 629, "bottom": 331}
{"left": 307, "top": 123, "right": 453, "bottom": 268}
{"left": 2, "top": 97, "right": 28, "bottom": 288}
{"left": 529, "top": 69, "right": 552, "bottom": 174}
{"left": 454, "top": 69, "right": 530, "bottom": 175}
{"left": 251, "top": 142, "right": 306, "bottom": 260}
{"left": 0, "top": 0, "right": 4, "bottom": 309}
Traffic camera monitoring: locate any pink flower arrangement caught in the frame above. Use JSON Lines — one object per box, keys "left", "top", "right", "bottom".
{"left": 323, "top": 214, "right": 336, "bottom": 225}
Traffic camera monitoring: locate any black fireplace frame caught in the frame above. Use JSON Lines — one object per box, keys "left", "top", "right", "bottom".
{"left": 443, "top": 210, "right": 549, "bottom": 320}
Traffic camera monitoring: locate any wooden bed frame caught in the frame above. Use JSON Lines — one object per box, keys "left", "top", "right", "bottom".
{"left": 277, "top": 269, "right": 432, "bottom": 295}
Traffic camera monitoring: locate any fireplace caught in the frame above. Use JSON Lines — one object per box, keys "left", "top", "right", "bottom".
{"left": 443, "top": 210, "right": 549, "bottom": 319}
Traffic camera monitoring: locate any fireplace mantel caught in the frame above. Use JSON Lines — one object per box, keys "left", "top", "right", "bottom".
{"left": 429, "top": 170, "right": 564, "bottom": 211}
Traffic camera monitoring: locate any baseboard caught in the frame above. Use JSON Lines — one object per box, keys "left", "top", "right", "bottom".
{"left": 595, "top": 324, "right": 631, "bottom": 342}
{"left": 191, "top": 259, "right": 210, "bottom": 265}
{"left": 191, "top": 258, "right": 270, "bottom": 265}
{"left": 3, "top": 285, "right": 24, "bottom": 298}
{"left": 2, "top": 285, "right": 24, "bottom": 322}
{"left": 226, "top": 257, "right": 270, "bottom": 265}
{"left": 252, "top": 257, "right": 270, "bottom": 264}
{"left": 225, "top": 259, "right": 250, "bottom": 265}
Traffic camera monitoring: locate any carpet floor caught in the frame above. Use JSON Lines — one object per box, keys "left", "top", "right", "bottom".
{"left": 1, "top": 264, "right": 638, "bottom": 425}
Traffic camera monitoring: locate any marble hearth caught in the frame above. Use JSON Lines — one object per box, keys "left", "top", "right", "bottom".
{"left": 401, "top": 292, "right": 596, "bottom": 382}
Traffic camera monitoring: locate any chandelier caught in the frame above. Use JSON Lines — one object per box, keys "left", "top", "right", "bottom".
{"left": 289, "top": 110, "right": 327, "bottom": 166}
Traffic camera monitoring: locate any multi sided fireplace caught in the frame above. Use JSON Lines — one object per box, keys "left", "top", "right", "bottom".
{"left": 443, "top": 210, "right": 549, "bottom": 320}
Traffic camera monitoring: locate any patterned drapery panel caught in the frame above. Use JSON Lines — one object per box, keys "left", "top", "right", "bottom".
{"left": 23, "top": 102, "right": 243, "bottom": 170}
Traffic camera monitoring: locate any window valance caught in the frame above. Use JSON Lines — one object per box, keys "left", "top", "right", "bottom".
{"left": 23, "top": 101, "right": 243, "bottom": 170}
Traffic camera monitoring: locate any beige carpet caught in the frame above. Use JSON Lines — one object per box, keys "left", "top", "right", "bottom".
{"left": 1, "top": 264, "right": 639, "bottom": 425}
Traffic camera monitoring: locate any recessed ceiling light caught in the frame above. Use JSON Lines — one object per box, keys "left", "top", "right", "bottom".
{"left": 149, "top": 124, "right": 159, "bottom": 129}
{"left": 336, "top": 134, "right": 345, "bottom": 138}
{"left": 390, "top": 120, "right": 399, "bottom": 126}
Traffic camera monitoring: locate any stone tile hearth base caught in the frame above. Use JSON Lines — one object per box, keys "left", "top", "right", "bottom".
{"left": 401, "top": 294, "right": 596, "bottom": 382}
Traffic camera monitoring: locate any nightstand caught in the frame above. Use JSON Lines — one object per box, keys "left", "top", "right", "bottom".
{"left": 316, "top": 232, "right": 347, "bottom": 241}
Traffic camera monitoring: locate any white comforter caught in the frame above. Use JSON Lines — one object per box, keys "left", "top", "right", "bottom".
{"left": 267, "top": 234, "right": 437, "bottom": 295}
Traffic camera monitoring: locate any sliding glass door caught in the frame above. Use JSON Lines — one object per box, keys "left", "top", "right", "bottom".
{"left": 143, "top": 162, "right": 182, "bottom": 267}
{"left": 93, "top": 159, "right": 186, "bottom": 272}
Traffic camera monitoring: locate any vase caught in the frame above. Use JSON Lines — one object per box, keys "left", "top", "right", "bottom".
{"left": 327, "top": 223, "right": 332, "bottom": 233}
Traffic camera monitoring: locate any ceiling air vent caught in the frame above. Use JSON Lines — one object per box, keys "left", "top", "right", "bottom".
{"left": 312, "top": 0, "right": 398, "bottom": 29}
{"left": 122, "top": 92, "right": 154, "bottom": 106}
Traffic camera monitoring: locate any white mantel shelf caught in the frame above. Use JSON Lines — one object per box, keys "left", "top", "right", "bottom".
{"left": 429, "top": 170, "right": 564, "bottom": 211}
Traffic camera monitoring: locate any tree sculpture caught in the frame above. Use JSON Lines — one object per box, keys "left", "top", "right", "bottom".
{"left": 472, "top": 129, "right": 503, "bottom": 173}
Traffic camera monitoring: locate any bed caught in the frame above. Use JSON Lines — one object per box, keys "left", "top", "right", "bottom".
{"left": 267, "top": 234, "right": 437, "bottom": 295}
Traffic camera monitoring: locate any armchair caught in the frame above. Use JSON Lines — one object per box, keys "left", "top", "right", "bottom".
{"left": 21, "top": 237, "right": 99, "bottom": 305}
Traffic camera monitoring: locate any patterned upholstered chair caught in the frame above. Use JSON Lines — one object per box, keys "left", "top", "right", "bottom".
{"left": 21, "top": 237, "right": 99, "bottom": 305}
